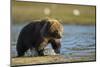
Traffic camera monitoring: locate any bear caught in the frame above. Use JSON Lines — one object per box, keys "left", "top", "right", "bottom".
{"left": 16, "top": 18, "right": 64, "bottom": 57}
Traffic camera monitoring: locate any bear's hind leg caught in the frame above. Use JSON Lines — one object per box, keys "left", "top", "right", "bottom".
{"left": 17, "top": 46, "right": 28, "bottom": 57}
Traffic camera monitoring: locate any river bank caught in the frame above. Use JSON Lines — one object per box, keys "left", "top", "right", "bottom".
{"left": 11, "top": 54, "right": 95, "bottom": 66}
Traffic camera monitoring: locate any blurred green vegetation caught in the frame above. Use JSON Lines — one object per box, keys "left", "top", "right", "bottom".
{"left": 12, "top": 0, "right": 96, "bottom": 25}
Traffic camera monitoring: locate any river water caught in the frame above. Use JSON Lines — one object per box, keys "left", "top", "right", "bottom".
{"left": 11, "top": 24, "right": 96, "bottom": 60}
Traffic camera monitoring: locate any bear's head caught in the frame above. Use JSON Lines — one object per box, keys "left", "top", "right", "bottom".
{"left": 40, "top": 18, "right": 64, "bottom": 39}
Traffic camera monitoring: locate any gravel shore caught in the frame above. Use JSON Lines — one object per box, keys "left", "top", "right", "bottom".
{"left": 11, "top": 54, "right": 95, "bottom": 66}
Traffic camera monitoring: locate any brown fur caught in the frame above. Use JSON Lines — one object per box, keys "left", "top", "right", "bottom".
{"left": 16, "top": 18, "right": 63, "bottom": 57}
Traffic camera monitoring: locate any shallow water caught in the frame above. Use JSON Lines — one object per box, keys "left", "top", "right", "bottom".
{"left": 11, "top": 24, "right": 96, "bottom": 60}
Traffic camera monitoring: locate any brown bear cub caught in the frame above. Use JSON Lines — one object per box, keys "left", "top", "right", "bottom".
{"left": 16, "top": 18, "right": 64, "bottom": 57}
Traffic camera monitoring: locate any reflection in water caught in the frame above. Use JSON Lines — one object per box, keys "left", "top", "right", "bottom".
{"left": 11, "top": 24, "right": 96, "bottom": 60}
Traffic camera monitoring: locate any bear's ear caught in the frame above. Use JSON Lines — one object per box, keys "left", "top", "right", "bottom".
{"left": 59, "top": 19, "right": 63, "bottom": 24}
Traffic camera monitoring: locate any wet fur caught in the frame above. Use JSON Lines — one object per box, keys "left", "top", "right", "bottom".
{"left": 16, "top": 18, "right": 63, "bottom": 57}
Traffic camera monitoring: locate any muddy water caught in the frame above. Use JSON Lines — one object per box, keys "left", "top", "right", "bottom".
{"left": 11, "top": 24, "right": 96, "bottom": 61}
